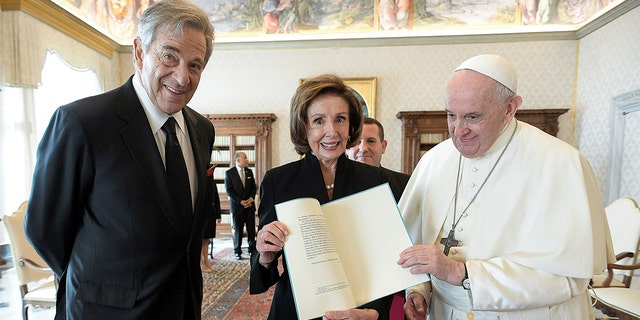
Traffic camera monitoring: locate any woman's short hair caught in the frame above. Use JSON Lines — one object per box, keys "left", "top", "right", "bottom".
{"left": 137, "top": 0, "right": 215, "bottom": 64}
{"left": 289, "top": 74, "right": 363, "bottom": 155}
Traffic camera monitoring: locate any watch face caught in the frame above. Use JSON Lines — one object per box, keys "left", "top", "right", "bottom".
{"left": 462, "top": 278, "right": 471, "bottom": 290}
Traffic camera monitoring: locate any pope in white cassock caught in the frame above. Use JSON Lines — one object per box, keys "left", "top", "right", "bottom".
{"left": 396, "top": 54, "right": 615, "bottom": 319}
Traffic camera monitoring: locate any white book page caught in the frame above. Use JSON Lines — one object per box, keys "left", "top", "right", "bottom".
{"left": 322, "top": 184, "right": 427, "bottom": 306}
{"left": 276, "top": 198, "right": 357, "bottom": 320}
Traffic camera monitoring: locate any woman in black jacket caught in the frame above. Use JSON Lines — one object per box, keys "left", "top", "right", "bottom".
{"left": 249, "top": 74, "right": 392, "bottom": 320}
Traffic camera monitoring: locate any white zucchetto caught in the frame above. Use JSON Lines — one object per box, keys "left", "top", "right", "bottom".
{"left": 455, "top": 54, "right": 518, "bottom": 94}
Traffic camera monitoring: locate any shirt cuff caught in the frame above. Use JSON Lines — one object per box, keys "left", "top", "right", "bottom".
{"left": 406, "top": 281, "right": 431, "bottom": 302}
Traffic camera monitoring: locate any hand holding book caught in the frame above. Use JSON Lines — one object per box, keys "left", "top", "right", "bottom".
{"left": 256, "top": 221, "right": 288, "bottom": 269}
{"left": 275, "top": 184, "right": 428, "bottom": 319}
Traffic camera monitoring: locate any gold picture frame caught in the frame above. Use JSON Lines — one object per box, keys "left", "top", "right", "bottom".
{"left": 300, "top": 77, "right": 377, "bottom": 118}
{"left": 344, "top": 77, "right": 377, "bottom": 119}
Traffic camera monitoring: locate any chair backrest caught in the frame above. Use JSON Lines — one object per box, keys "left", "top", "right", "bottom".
{"left": 2, "top": 201, "right": 52, "bottom": 285}
{"left": 605, "top": 197, "right": 640, "bottom": 277}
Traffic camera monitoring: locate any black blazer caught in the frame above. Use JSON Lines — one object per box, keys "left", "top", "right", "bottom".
{"left": 381, "top": 167, "right": 410, "bottom": 203}
{"left": 224, "top": 166, "right": 257, "bottom": 214}
{"left": 250, "top": 153, "right": 392, "bottom": 320}
{"left": 204, "top": 173, "right": 222, "bottom": 238}
{"left": 25, "top": 76, "right": 214, "bottom": 320}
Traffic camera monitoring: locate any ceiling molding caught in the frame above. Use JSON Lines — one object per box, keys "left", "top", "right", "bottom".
{"left": 576, "top": 0, "right": 640, "bottom": 39}
{"left": 205, "top": 29, "right": 580, "bottom": 51}
{"left": 0, "top": 0, "right": 122, "bottom": 57}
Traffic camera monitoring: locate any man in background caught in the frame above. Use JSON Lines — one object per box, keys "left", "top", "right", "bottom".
{"left": 25, "top": 1, "right": 216, "bottom": 318}
{"left": 346, "top": 117, "right": 410, "bottom": 202}
{"left": 225, "top": 151, "right": 257, "bottom": 260}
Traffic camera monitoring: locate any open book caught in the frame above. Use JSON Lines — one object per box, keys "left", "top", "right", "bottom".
{"left": 275, "top": 183, "right": 428, "bottom": 319}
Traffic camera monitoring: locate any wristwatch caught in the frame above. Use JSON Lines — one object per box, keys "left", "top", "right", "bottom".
{"left": 461, "top": 263, "right": 471, "bottom": 290}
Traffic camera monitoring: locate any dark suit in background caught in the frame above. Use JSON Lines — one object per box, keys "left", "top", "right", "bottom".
{"left": 345, "top": 117, "right": 410, "bottom": 204}
{"left": 204, "top": 173, "right": 223, "bottom": 238}
{"left": 225, "top": 166, "right": 257, "bottom": 256}
{"left": 382, "top": 167, "right": 410, "bottom": 203}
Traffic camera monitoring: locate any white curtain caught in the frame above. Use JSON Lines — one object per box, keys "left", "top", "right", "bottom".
{"left": 0, "top": 52, "right": 100, "bottom": 244}
{"left": 0, "top": 87, "right": 35, "bottom": 217}
{"left": 0, "top": 9, "right": 113, "bottom": 245}
{"left": 34, "top": 51, "right": 102, "bottom": 141}
{"left": 0, "top": 10, "right": 120, "bottom": 90}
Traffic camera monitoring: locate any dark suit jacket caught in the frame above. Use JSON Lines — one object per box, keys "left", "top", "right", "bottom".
{"left": 224, "top": 166, "right": 257, "bottom": 215}
{"left": 204, "top": 173, "right": 222, "bottom": 238}
{"left": 250, "top": 153, "right": 392, "bottom": 320}
{"left": 25, "top": 76, "right": 214, "bottom": 320}
{"left": 381, "top": 167, "right": 410, "bottom": 203}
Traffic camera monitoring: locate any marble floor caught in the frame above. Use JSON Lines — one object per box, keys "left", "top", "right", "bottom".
{"left": 0, "top": 264, "right": 55, "bottom": 320}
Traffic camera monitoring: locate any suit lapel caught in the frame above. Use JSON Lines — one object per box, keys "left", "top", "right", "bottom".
{"left": 231, "top": 168, "right": 243, "bottom": 191}
{"left": 116, "top": 79, "right": 185, "bottom": 235}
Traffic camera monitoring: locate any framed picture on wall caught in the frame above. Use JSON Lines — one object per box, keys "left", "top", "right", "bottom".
{"left": 344, "top": 77, "right": 377, "bottom": 119}
{"left": 300, "top": 77, "right": 377, "bottom": 118}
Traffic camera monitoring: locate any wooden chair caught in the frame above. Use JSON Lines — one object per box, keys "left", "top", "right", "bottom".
{"left": 590, "top": 197, "right": 640, "bottom": 320}
{"left": 592, "top": 197, "right": 640, "bottom": 288}
{"left": 2, "top": 201, "right": 57, "bottom": 320}
{"left": 592, "top": 277, "right": 640, "bottom": 320}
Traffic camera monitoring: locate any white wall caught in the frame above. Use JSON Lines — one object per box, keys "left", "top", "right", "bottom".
{"left": 576, "top": 6, "right": 640, "bottom": 204}
{"left": 187, "top": 41, "right": 577, "bottom": 169}
{"left": 118, "top": 5, "right": 640, "bottom": 203}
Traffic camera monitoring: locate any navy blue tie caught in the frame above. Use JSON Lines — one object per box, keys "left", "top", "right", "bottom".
{"left": 162, "top": 118, "right": 193, "bottom": 219}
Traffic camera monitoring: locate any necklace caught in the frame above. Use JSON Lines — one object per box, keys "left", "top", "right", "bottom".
{"left": 326, "top": 184, "right": 334, "bottom": 190}
{"left": 440, "top": 121, "right": 518, "bottom": 255}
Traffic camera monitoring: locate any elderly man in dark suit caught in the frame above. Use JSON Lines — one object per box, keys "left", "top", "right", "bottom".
{"left": 225, "top": 151, "right": 257, "bottom": 260}
{"left": 24, "top": 1, "right": 216, "bottom": 319}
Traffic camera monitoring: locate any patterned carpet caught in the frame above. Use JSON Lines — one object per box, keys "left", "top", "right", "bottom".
{"left": 201, "top": 248, "right": 275, "bottom": 319}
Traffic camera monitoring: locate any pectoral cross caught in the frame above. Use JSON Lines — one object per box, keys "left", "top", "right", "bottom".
{"left": 440, "top": 229, "right": 460, "bottom": 256}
